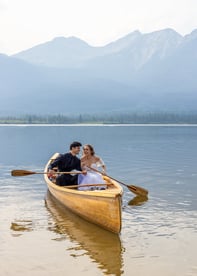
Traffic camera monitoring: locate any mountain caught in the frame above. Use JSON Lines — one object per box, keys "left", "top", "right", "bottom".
{"left": 0, "top": 54, "right": 139, "bottom": 115}
{"left": 0, "top": 28, "right": 197, "bottom": 115}
{"left": 12, "top": 37, "right": 99, "bottom": 68}
{"left": 12, "top": 29, "right": 183, "bottom": 77}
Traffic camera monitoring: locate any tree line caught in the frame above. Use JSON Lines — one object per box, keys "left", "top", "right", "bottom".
{"left": 0, "top": 112, "right": 197, "bottom": 124}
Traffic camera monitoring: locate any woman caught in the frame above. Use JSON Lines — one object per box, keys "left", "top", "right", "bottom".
{"left": 78, "top": 144, "right": 106, "bottom": 190}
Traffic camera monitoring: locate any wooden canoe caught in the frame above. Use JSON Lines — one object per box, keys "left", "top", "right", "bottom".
{"left": 44, "top": 153, "right": 123, "bottom": 234}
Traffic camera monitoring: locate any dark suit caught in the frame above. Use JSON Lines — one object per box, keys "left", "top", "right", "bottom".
{"left": 48, "top": 153, "right": 81, "bottom": 186}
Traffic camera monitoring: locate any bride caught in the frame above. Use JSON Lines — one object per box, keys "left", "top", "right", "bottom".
{"left": 78, "top": 144, "right": 106, "bottom": 190}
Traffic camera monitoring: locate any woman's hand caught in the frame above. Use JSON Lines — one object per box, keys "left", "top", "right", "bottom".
{"left": 82, "top": 170, "right": 87, "bottom": 175}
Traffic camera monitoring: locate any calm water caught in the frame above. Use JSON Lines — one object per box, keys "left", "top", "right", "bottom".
{"left": 0, "top": 125, "right": 197, "bottom": 276}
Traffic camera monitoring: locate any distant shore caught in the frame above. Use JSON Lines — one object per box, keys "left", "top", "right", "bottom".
{"left": 1, "top": 112, "right": 197, "bottom": 125}
{"left": 1, "top": 122, "right": 197, "bottom": 127}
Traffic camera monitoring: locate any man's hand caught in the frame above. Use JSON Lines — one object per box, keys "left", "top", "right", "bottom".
{"left": 48, "top": 169, "right": 55, "bottom": 174}
{"left": 47, "top": 169, "right": 56, "bottom": 179}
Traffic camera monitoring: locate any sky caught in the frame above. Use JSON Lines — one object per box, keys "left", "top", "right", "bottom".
{"left": 0, "top": 0, "right": 197, "bottom": 55}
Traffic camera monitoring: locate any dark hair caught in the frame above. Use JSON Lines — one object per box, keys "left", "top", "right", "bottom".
{"left": 70, "top": 141, "right": 82, "bottom": 150}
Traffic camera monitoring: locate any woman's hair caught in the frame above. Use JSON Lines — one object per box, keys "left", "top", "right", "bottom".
{"left": 83, "top": 144, "right": 95, "bottom": 155}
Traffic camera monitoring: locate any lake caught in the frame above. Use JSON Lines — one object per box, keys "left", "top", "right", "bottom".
{"left": 0, "top": 125, "right": 197, "bottom": 276}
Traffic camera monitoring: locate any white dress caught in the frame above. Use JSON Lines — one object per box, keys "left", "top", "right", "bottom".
{"left": 78, "top": 163, "right": 106, "bottom": 190}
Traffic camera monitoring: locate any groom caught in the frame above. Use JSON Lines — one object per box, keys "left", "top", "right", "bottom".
{"left": 48, "top": 141, "right": 83, "bottom": 186}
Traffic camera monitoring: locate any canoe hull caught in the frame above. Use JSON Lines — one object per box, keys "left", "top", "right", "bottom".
{"left": 44, "top": 153, "right": 123, "bottom": 234}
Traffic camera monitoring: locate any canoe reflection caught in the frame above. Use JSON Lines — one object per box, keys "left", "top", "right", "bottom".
{"left": 45, "top": 190, "right": 124, "bottom": 276}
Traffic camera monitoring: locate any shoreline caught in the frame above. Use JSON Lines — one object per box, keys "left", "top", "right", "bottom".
{"left": 1, "top": 123, "right": 197, "bottom": 127}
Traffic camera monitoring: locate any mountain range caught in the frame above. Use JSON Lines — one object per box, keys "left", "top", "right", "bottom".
{"left": 0, "top": 28, "right": 197, "bottom": 115}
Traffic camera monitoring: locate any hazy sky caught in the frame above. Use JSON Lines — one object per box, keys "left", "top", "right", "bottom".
{"left": 0, "top": 0, "right": 196, "bottom": 55}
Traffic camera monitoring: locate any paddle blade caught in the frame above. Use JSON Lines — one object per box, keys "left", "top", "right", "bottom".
{"left": 127, "top": 184, "right": 148, "bottom": 197}
{"left": 11, "top": 170, "right": 36, "bottom": 177}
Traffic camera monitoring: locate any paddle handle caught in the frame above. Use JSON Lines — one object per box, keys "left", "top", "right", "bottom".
{"left": 43, "top": 171, "right": 83, "bottom": 174}
{"left": 11, "top": 169, "right": 83, "bottom": 177}
{"left": 87, "top": 166, "right": 148, "bottom": 196}
{"left": 86, "top": 166, "right": 124, "bottom": 184}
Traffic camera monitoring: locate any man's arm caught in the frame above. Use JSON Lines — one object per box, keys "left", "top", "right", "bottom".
{"left": 48, "top": 154, "right": 62, "bottom": 170}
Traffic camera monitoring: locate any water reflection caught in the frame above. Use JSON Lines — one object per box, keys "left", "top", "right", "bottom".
{"left": 10, "top": 220, "right": 33, "bottom": 237}
{"left": 128, "top": 195, "right": 148, "bottom": 206}
{"left": 45, "top": 190, "right": 124, "bottom": 276}
{"left": 10, "top": 220, "right": 33, "bottom": 232}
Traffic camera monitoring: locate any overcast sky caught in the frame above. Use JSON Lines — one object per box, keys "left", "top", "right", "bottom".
{"left": 0, "top": 0, "right": 196, "bottom": 55}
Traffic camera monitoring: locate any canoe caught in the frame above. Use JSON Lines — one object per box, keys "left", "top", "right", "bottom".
{"left": 44, "top": 153, "right": 123, "bottom": 234}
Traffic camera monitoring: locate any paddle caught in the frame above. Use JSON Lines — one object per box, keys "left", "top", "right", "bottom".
{"left": 87, "top": 166, "right": 148, "bottom": 197}
{"left": 11, "top": 170, "right": 83, "bottom": 177}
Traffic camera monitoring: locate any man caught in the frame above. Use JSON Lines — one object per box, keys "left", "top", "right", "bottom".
{"left": 48, "top": 141, "right": 83, "bottom": 186}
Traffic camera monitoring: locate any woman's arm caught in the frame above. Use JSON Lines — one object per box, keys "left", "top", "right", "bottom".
{"left": 96, "top": 156, "right": 106, "bottom": 174}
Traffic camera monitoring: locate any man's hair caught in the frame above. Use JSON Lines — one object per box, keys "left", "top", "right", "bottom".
{"left": 70, "top": 141, "right": 82, "bottom": 150}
